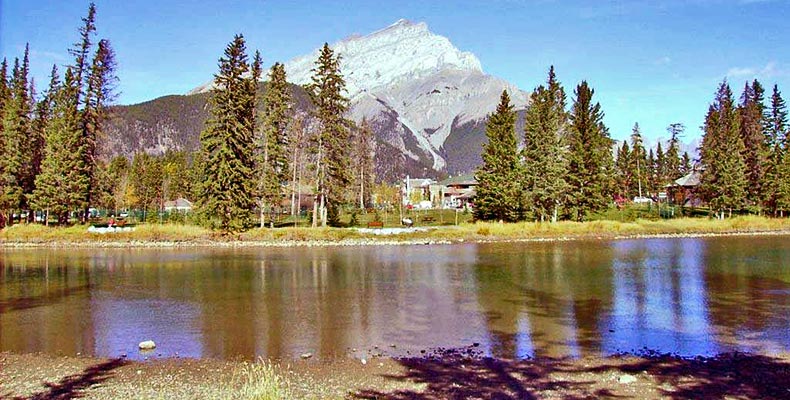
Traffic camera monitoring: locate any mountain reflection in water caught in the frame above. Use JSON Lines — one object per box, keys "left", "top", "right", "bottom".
{"left": 1, "top": 236, "right": 789, "bottom": 361}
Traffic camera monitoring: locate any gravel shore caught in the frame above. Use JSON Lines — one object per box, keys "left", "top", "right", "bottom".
{"left": 3, "top": 349, "right": 789, "bottom": 399}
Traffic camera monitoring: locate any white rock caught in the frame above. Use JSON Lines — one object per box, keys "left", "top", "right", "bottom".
{"left": 138, "top": 340, "right": 156, "bottom": 350}
{"left": 300, "top": 353, "right": 313, "bottom": 359}
{"left": 618, "top": 374, "right": 637, "bottom": 384}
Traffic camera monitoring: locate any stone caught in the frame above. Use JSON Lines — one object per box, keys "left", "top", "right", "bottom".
{"left": 138, "top": 340, "right": 156, "bottom": 350}
{"left": 618, "top": 374, "right": 637, "bottom": 384}
{"left": 300, "top": 353, "right": 313, "bottom": 359}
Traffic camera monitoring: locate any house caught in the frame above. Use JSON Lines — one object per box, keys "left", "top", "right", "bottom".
{"left": 163, "top": 198, "right": 193, "bottom": 212}
{"left": 439, "top": 174, "right": 478, "bottom": 209}
{"left": 401, "top": 176, "right": 437, "bottom": 207}
{"left": 666, "top": 170, "right": 703, "bottom": 207}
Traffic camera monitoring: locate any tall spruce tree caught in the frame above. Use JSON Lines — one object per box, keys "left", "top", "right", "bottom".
{"left": 257, "top": 59, "right": 290, "bottom": 227}
{"left": 700, "top": 80, "right": 748, "bottom": 218}
{"left": 308, "top": 43, "right": 351, "bottom": 227}
{"left": 522, "top": 66, "right": 568, "bottom": 222}
{"left": 614, "top": 141, "right": 632, "bottom": 201}
{"left": 198, "top": 35, "right": 259, "bottom": 231}
{"left": 769, "top": 85, "right": 790, "bottom": 216}
{"left": 565, "top": 81, "right": 614, "bottom": 221}
{"left": 629, "top": 123, "right": 647, "bottom": 198}
{"left": 0, "top": 54, "right": 32, "bottom": 226}
{"left": 738, "top": 80, "right": 768, "bottom": 208}
{"left": 474, "top": 90, "right": 522, "bottom": 222}
{"left": 762, "top": 85, "right": 786, "bottom": 214}
{"left": 665, "top": 123, "right": 684, "bottom": 183}
{"left": 32, "top": 67, "right": 81, "bottom": 225}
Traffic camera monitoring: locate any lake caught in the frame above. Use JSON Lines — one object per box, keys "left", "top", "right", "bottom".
{"left": 1, "top": 236, "right": 789, "bottom": 361}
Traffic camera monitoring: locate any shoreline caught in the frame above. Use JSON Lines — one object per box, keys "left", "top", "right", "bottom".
{"left": 2, "top": 349, "right": 789, "bottom": 399}
{"left": 2, "top": 226, "right": 790, "bottom": 249}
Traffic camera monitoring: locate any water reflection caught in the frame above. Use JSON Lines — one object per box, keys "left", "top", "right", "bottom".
{"left": 1, "top": 236, "right": 789, "bottom": 361}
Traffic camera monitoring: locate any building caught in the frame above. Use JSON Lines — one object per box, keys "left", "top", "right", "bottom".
{"left": 163, "top": 198, "right": 193, "bottom": 213}
{"left": 439, "top": 174, "right": 478, "bottom": 209}
{"left": 666, "top": 170, "right": 703, "bottom": 207}
{"left": 402, "top": 176, "right": 436, "bottom": 207}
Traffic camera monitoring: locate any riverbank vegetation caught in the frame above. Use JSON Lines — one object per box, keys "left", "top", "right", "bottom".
{"left": 2, "top": 215, "right": 789, "bottom": 246}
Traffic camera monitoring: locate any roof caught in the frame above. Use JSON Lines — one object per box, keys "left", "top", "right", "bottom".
{"left": 439, "top": 174, "right": 478, "bottom": 186}
{"left": 164, "top": 198, "right": 194, "bottom": 208}
{"left": 670, "top": 171, "right": 701, "bottom": 187}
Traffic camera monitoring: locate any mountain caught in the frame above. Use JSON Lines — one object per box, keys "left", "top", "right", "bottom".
{"left": 106, "top": 20, "right": 530, "bottom": 179}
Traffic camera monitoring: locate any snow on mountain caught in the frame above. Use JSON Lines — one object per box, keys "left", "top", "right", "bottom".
{"left": 191, "top": 19, "right": 530, "bottom": 172}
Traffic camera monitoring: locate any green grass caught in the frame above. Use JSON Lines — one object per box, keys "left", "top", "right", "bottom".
{"left": 2, "top": 216, "right": 790, "bottom": 245}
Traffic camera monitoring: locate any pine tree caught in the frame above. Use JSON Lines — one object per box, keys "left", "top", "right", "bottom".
{"left": 646, "top": 148, "right": 657, "bottom": 196}
{"left": 763, "top": 85, "right": 787, "bottom": 215}
{"left": 614, "top": 141, "right": 632, "bottom": 201}
{"left": 522, "top": 66, "right": 569, "bottom": 222}
{"left": 629, "top": 123, "right": 647, "bottom": 199}
{"left": 198, "top": 35, "right": 259, "bottom": 231}
{"left": 738, "top": 80, "right": 769, "bottom": 208}
{"left": 769, "top": 85, "right": 790, "bottom": 216}
{"left": 474, "top": 90, "right": 522, "bottom": 222}
{"left": 32, "top": 67, "right": 81, "bottom": 225}
{"left": 681, "top": 152, "right": 692, "bottom": 175}
{"left": 655, "top": 142, "right": 667, "bottom": 188}
{"left": 565, "top": 81, "right": 614, "bottom": 221}
{"left": 700, "top": 80, "right": 747, "bottom": 218}
{"left": 307, "top": 43, "right": 351, "bottom": 227}
{"left": 257, "top": 60, "right": 290, "bottom": 227}
{"left": 665, "top": 123, "right": 684, "bottom": 182}
{"left": 0, "top": 55, "right": 32, "bottom": 226}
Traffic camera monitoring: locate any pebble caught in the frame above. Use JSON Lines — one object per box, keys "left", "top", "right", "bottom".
{"left": 361, "top": 358, "right": 367, "bottom": 365}
{"left": 618, "top": 374, "right": 637, "bottom": 384}
{"left": 300, "top": 353, "right": 313, "bottom": 359}
{"left": 138, "top": 340, "right": 156, "bottom": 350}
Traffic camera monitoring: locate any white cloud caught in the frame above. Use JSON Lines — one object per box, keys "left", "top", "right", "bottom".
{"left": 726, "top": 62, "right": 786, "bottom": 79}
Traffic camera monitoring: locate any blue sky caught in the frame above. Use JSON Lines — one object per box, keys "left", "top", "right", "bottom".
{"left": 1, "top": 0, "right": 789, "bottom": 144}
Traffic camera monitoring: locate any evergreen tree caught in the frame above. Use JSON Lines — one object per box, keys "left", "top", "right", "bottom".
{"left": 738, "top": 80, "right": 769, "bottom": 207}
{"left": 629, "top": 123, "right": 647, "bottom": 198}
{"left": 522, "top": 66, "right": 569, "bottom": 222}
{"left": 769, "top": 85, "right": 790, "bottom": 216}
{"left": 565, "top": 81, "right": 614, "bottom": 221}
{"left": 0, "top": 55, "right": 32, "bottom": 226}
{"left": 474, "top": 90, "right": 522, "bottom": 222}
{"left": 681, "top": 151, "right": 693, "bottom": 175}
{"left": 198, "top": 34, "right": 258, "bottom": 231}
{"left": 763, "top": 85, "right": 787, "bottom": 214}
{"left": 646, "top": 148, "right": 657, "bottom": 196}
{"left": 257, "top": 60, "right": 290, "bottom": 227}
{"left": 307, "top": 43, "right": 352, "bottom": 227}
{"left": 32, "top": 67, "right": 81, "bottom": 225}
{"left": 614, "top": 141, "right": 632, "bottom": 201}
{"left": 700, "top": 80, "right": 748, "bottom": 218}
{"left": 655, "top": 141, "right": 666, "bottom": 187}
{"left": 665, "top": 123, "right": 684, "bottom": 182}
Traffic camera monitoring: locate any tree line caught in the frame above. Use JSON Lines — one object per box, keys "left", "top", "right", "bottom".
{"left": 194, "top": 36, "right": 376, "bottom": 231}
{"left": 474, "top": 67, "right": 790, "bottom": 222}
{"left": 0, "top": 3, "right": 115, "bottom": 228}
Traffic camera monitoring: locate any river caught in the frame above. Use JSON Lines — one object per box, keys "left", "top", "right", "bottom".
{"left": 1, "top": 236, "right": 789, "bottom": 361}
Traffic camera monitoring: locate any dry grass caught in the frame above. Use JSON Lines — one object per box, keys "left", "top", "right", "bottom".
{"left": 2, "top": 216, "right": 790, "bottom": 246}
{"left": 222, "top": 360, "right": 292, "bottom": 400}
